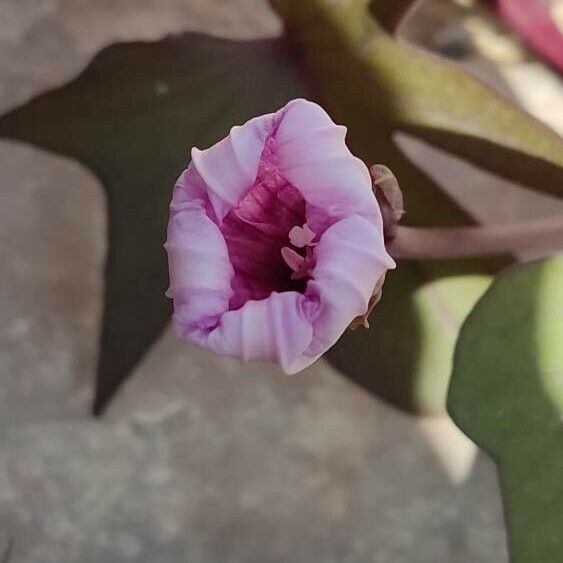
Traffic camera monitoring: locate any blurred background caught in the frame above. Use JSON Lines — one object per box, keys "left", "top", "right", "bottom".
{"left": 1, "top": 0, "right": 562, "bottom": 561}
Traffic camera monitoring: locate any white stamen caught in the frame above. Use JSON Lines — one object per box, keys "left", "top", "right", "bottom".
{"left": 289, "top": 223, "right": 316, "bottom": 248}
{"left": 281, "top": 246, "right": 305, "bottom": 272}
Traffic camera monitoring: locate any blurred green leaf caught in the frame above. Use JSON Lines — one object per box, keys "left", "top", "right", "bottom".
{"left": 0, "top": 34, "right": 306, "bottom": 413}
{"left": 274, "top": 0, "right": 563, "bottom": 199}
{"left": 273, "top": 0, "right": 563, "bottom": 413}
{"left": 402, "top": 126, "right": 563, "bottom": 196}
{"left": 448, "top": 255, "right": 563, "bottom": 562}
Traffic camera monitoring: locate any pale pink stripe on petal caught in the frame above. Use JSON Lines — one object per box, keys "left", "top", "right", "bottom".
{"left": 191, "top": 112, "right": 276, "bottom": 221}
{"left": 199, "top": 291, "right": 317, "bottom": 373}
{"left": 306, "top": 215, "right": 395, "bottom": 356}
{"left": 170, "top": 165, "right": 215, "bottom": 220}
{"left": 275, "top": 99, "right": 379, "bottom": 221}
{"left": 166, "top": 204, "right": 233, "bottom": 333}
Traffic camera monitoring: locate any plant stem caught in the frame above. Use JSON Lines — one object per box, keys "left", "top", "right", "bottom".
{"left": 389, "top": 215, "right": 563, "bottom": 260}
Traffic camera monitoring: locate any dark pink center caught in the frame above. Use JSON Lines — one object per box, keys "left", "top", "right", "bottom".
{"left": 221, "top": 138, "right": 315, "bottom": 310}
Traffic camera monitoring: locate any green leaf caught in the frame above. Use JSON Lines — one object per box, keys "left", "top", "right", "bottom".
{"left": 375, "top": 1, "right": 563, "bottom": 198}
{"left": 401, "top": 126, "right": 563, "bottom": 197}
{"left": 0, "top": 34, "right": 307, "bottom": 414}
{"left": 272, "top": 0, "right": 563, "bottom": 413}
{"left": 448, "top": 255, "right": 563, "bottom": 562}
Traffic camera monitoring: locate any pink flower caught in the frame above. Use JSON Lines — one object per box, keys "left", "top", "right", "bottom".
{"left": 165, "top": 99, "right": 395, "bottom": 373}
{"left": 496, "top": 0, "right": 563, "bottom": 73}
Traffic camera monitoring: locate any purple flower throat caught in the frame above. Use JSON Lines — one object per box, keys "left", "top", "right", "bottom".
{"left": 221, "top": 138, "right": 317, "bottom": 310}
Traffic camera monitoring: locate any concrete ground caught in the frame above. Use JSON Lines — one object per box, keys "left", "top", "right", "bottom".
{"left": 1, "top": 0, "right": 562, "bottom": 561}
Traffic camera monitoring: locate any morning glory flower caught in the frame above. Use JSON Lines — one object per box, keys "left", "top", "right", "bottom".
{"left": 165, "top": 99, "right": 395, "bottom": 373}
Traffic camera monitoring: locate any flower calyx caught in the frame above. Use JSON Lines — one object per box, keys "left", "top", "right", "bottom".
{"left": 370, "top": 164, "right": 405, "bottom": 242}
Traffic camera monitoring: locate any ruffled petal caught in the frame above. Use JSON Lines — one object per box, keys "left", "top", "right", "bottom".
{"left": 165, "top": 203, "right": 234, "bottom": 334}
{"left": 305, "top": 215, "right": 395, "bottom": 356}
{"left": 191, "top": 112, "right": 276, "bottom": 221}
{"left": 197, "top": 291, "right": 318, "bottom": 374}
{"left": 170, "top": 165, "right": 215, "bottom": 220}
{"left": 167, "top": 99, "right": 396, "bottom": 373}
{"left": 274, "top": 99, "right": 379, "bottom": 221}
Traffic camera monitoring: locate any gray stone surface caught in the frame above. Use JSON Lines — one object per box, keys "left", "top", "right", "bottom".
{"left": 0, "top": 142, "right": 104, "bottom": 424}
{"left": 6, "top": 0, "right": 563, "bottom": 561}
{"left": 1, "top": 331, "right": 508, "bottom": 562}
{"left": 0, "top": 0, "right": 278, "bottom": 114}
